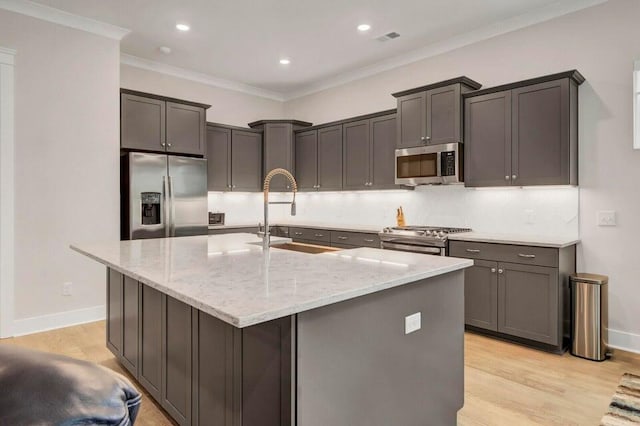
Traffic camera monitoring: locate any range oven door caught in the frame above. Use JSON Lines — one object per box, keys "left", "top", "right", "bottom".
{"left": 380, "top": 240, "right": 445, "bottom": 256}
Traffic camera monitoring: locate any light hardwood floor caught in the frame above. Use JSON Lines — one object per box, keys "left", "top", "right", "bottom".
{"left": 2, "top": 322, "right": 639, "bottom": 425}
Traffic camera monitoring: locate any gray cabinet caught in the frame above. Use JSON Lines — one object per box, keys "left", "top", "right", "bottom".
{"left": 393, "top": 78, "right": 482, "bottom": 149}
{"left": 463, "top": 260, "right": 498, "bottom": 331}
{"left": 206, "top": 125, "right": 262, "bottom": 192}
{"left": 343, "top": 119, "right": 370, "bottom": 190}
{"left": 464, "top": 71, "right": 583, "bottom": 187}
{"left": 449, "top": 240, "right": 575, "bottom": 352}
{"left": 498, "top": 262, "right": 558, "bottom": 345}
{"left": 370, "top": 114, "right": 398, "bottom": 189}
{"left": 295, "top": 125, "right": 343, "bottom": 191}
{"left": 106, "top": 270, "right": 139, "bottom": 377}
{"left": 121, "top": 90, "right": 209, "bottom": 156}
{"left": 330, "top": 230, "right": 380, "bottom": 248}
{"left": 139, "top": 284, "right": 162, "bottom": 400}
{"left": 248, "top": 120, "right": 313, "bottom": 191}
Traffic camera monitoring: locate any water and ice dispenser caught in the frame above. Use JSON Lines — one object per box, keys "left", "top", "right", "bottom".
{"left": 141, "top": 192, "right": 161, "bottom": 225}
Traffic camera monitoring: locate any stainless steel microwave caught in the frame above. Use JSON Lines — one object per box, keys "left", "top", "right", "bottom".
{"left": 395, "top": 143, "right": 463, "bottom": 185}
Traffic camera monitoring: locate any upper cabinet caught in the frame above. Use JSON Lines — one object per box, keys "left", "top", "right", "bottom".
{"left": 464, "top": 71, "right": 584, "bottom": 187}
{"left": 392, "top": 77, "right": 482, "bottom": 149}
{"left": 205, "top": 124, "right": 263, "bottom": 192}
{"left": 248, "top": 120, "right": 312, "bottom": 191}
{"left": 121, "top": 89, "right": 210, "bottom": 156}
{"left": 294, "top": 125, "right": 343, "bottom": 191}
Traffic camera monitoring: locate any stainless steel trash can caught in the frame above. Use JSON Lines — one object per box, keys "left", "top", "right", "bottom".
{"left": 571, "top": 273, "right": 609, "bottom": 361}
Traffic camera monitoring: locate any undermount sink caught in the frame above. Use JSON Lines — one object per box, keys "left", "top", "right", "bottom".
{"left": 271, "top": 242, "right": 340, "bottom": 254}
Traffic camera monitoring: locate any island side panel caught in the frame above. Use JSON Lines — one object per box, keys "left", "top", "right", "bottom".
{"left": 296, "top": 271, "right": 465, "bottom": 426}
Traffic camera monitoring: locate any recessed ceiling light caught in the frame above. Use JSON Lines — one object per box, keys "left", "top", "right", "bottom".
{"left": 176, "top": 23, "right": 190, "bottom": 32}
{"left": 357, "top": 24, "right": 371, "bottom": 32}
{"left": 279, "top": 58, "right": 291, "bottom": 65}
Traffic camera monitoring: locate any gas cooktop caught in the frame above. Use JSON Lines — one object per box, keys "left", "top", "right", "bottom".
{"left": 379, "top": 226, "right": 472, "bottom": 250}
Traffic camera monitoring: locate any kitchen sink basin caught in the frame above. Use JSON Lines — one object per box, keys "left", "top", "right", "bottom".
{"left": 271, "top": 242, "right": 340, "bottom": 254}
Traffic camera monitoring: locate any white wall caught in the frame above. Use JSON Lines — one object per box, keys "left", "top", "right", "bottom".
{"left": 281, "top": 0, "right": 640, "bottom": 351}
{"left": 0, "top": 10, "right": 120, "bottom": 333}
{"left": 121, "top": 64, "right": 284, "bottom": 127}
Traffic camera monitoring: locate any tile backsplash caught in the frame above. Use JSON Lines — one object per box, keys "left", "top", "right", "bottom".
{"left": 208, "top": 185, "right": 579, "bottom": 238}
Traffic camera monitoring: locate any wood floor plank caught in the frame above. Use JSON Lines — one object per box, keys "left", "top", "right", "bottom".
{"left": 1, "top": 322, "right": 639, "bottom": 425}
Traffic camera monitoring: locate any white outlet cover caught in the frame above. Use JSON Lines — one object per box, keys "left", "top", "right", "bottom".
{"left": 405, "top": 312, "right": 421, "bottom": 334}
{"left": 62, "top": 282, "right": 73, "bottom": 296}
{"left": 597, "top": 210, "right": 617, "bottom": 226}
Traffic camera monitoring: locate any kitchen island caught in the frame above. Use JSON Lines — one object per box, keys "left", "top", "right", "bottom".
{"left": 72, "top": 233, "right": 472, "bottom": 426}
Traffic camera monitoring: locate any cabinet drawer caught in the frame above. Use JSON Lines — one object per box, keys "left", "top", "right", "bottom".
{"left": 290, "top": 227, "right": 330, "bottom": 244}
{"left": 270, "top": 226, "right": 290, "bottom": 238}
{"left": 449, "top": 241, "right": 558, "bottom": 267}
{"left": 330, "top": 242, "right": 358, "bottom": 250}
{"left": 330, "top": 231, "right": 380, "bottom": 248}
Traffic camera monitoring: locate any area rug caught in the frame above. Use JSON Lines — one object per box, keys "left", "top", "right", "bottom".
{"left": 601, "top": 373, "right": 640, "bottom": 425}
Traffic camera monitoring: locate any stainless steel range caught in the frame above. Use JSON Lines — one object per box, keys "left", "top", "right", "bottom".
{"left": 379, "top": 226, "right": 472, "bottom": 256}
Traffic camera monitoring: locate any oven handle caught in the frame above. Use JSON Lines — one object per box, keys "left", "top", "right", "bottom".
{"left": 381, "top": 242, "right": 444, "bottom": 256}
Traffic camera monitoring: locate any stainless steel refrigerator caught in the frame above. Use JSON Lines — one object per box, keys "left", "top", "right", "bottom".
{"left": 121, "top": 152, "right": 208, "bottom": 240}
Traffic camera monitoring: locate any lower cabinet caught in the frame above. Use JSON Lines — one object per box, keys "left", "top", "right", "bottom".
{"left": 106, "top": 269, "right": 293, "bottom": 426}
{"left": 449, "top": 241, "right": 574, "bottom": 352}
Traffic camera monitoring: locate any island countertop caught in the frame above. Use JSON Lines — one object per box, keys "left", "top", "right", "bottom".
{"left": 71, "top": 233, "right": 472, "bottom": 328}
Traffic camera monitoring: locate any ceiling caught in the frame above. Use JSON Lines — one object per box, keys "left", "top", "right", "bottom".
{"left": 29, "top": 0, "right": 602, "bottom": 99}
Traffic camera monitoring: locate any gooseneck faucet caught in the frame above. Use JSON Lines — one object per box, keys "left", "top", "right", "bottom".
{"left": 260, "top": 168, "right": 297, "bottom": 250}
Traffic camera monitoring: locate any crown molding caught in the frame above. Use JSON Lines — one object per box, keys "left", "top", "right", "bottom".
{"left": 121, "top": 53, "right": 285, "bottom": 102}
{"left": 0, "top": 0, "right": 130, "bottom": 40}
{"left": 281, "top": 0, "right": 608, "bottom": 101}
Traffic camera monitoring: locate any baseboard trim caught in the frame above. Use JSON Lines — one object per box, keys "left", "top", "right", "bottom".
{"left": 608, "top": 329, "right": 640, "bottom": 354}
{"left": 12, "top": 305, "right": 106, "bottom": 337}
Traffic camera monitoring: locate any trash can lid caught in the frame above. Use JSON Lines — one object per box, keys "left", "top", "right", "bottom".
{"left": 570, "top": 273, "right": 608, "bottom": 285}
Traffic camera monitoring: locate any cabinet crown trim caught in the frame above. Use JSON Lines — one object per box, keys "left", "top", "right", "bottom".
{"left": 121, "top": 88, "right": 211, "bottom": 109}
{"left": 294, "top": 109, "right": 397, "bottom": 133}
{"left": 247, "top": 119, "right": 313, "bottom": 128}
{"left": 462, "top": 70, "right": 585, "bottom": 99}
{"left": 392, "top": 76, "right": 482, "bottom": 97}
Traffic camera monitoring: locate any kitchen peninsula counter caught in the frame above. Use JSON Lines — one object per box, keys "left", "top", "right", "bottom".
{"left": 72, "top": 233, "right": 472, "bottom": 426}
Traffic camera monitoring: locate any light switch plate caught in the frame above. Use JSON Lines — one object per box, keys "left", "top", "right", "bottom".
{"left": 597, "top": 210, "right": 617, "bottom": 226}
{"left": 405, "top": 312, "right": 421, "bottom": 334}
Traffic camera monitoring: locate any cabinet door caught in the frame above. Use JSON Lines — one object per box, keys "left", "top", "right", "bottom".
{"left": 231, "top": 130, "right": 262, "bottom": 191}
{"left": 343, "top": 120, "right": 370, "bottom": 190}
{"left": 106, "top": 269, "right": 123, "bottom": 355}
{"left": 121, "top": 276, "right": 139, "bottom": 376}
{"left": 162, "top": 296, "right": 192, "bottom": 425}
{"left": 206, "top": 126, "right": 231, "bottom": 191}
{"left": 317, "top": 125, "right": 343, "bottom": 191}
{"left": 396, "top": 92, "right": 427, "bottom": 148}
{"left": 426, "top": 84, "right": 461, "bottom": 145}
{"left": 192, "top": 311, "right": 239, "bottom": 426}
{"left": 264, "top": 123, "right": 294, "bottom": 191}
{"left": 139, "top": 284, "right": 162, "bottom": 400}
{"left": 498, "top": 262, "right": 559, "bottom": 345}
{"left": 370, "top": 114, "right": 397, "bottom": 189}
{"left": 464, "top": 260, "right": 498, "bottom": 331}
{"left": 512, "top": 79, "right": 570, "bottom": 186}
{"left": 295, "top": 130, "right": 318, "bottom": 191}
{"left": 464, "top": 91, "right": 512, "bottom": 187}
{"left": 166, "top": 102, "right": 206, "bottom": 156}
{"left": 121, "top": 94, "right": 166, "bottom": 152}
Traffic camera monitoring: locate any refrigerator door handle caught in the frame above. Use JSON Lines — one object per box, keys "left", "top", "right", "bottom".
{"left": 168, "top": 175, "right": 176, "bottom": 237}
{"left": 163, "top": 176, "right": 170, "bottom": 238}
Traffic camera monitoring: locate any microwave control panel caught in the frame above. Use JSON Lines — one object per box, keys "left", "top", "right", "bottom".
{"left": 441, "top": 151, "right": 456, "bottom": 176}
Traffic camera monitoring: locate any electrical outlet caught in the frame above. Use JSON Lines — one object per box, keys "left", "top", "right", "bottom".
{"left": 525, "top": 209, "right": 535, "bottom": 224}
{"left": 62, "top": 282, "right": 73, "bottom": 296}
{"left": 405, "top": 312, "right": 421, "bottom": 334}
{"left": 597, "top": 211, "right": 617, "bottom": 227}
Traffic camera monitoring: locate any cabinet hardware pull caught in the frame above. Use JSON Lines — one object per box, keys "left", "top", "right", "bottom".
{"left": 426, "top": 136, "right": 431, "bottom": 140}
{"left": 161, "top": 142, "right": 166, "bottom": 147}
{"left": 363, "top": 238, "right": 374, "bottom": 242}
{"left": 465, "top": 249, "right": 480, "bottom": 253}
{"left": 491, "top": 268, "right": 496, "bottom": 273}
{"left": 167, "top": 142, "right": 172, "bottom": 147}
{"left": 512, "top": 174, "right": 517, "bottom": 180}
{"left": 315, "top": 234, "right": 324, "bottom": 237}
{"left": 338, "top": 236, "right": 348, "bottom": 240}
{"left": 518, "top": 253, "right": 536, "bottom": 258}
{"left": 505, "top": 176, "right": 510, "bottom": 180}
{"left": 498, "top": 269, "right": 504, "bottom": 274}
{"left": 420, "top": 136, "right": 426, "bottom": 141}
{"left": 294, "top": 232, "right": 303, "bottom": 236}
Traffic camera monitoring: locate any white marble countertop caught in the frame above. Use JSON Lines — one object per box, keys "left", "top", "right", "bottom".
{"left": 71, "top": 233, "right": 471, "bottom": 328}
{"left": 448, "top": 232, "right": 580, "bottom": 248}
